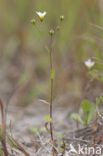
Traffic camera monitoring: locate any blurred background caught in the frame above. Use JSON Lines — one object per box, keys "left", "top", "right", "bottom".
{"left": 0, "top": 0, "right": 103, "bottom": 109}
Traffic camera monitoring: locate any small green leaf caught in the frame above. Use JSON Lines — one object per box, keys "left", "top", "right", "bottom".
{"left": 59, "top": 148, "right": 64, "bottom": 152}
{"left": 82, "top": 100, "right": 91, "bottom": 125}
{"left": 70, "top": 113, "right": 84, "bottom": 124}
{"left": 82, "top": 100, "right": 91, "bottom": 113}
{"left": 45, "top": 115, "right": 51, "bottom": 122}
{"left": 40, "top": 127, "right": 46, "bottom": 133}
{"left": 58, "top": 133, "right": 66, "bottom": 139}
{"left": 30, "top": 127, "right": 39, "bottom": 135}
{"left": 88, "top": 104, "right": 96, "bottom": 123}
{"left": 81, "top": 100, "right": 96, "bottom": 125}
{"left": 58, "top": 141, "right": 64, "bottom": 145}
{"left": 88, "top": 69, "right": 98, "bottom": 76}
{"left": 51, "top": 69, "right": 55, "bottom": 79}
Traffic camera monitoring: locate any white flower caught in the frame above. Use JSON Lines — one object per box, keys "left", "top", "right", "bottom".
{"left": 84, "top": 59, "right": 95, "bottom": 69}
{"left": 36, "top": 11, "right": 47, "bottom": 21}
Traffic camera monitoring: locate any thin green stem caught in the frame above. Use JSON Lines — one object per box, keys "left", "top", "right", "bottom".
{"left": 49, "top": 36, "right": 55, "bottom": 155}
{"left": 35, "top": 24, "right": 43, "bottom": 35}
{"left": 50, "top": 79, "right": 53, "bottom": 139}
{"left": 50, "top": 45, "right": 53, "bottom": 70}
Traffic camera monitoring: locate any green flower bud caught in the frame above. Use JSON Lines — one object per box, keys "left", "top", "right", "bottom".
{"left": 31, "top": 19, "right": 36, "bottom": 25}
{"left": 60, "top": 15, "right": 64, "bottom": 21}
{"left": 49, "top": 29, "right": 54, "bottom": 36}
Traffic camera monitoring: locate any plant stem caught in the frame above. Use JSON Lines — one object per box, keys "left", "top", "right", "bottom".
{"left": 0, "top": 99, "right": 8, "bottom": 156}
{"left": 49, "top": 36, "right": 55, "bottom": 155}
{"left": 50, "top": 79, "right": 53, "bottom": 140}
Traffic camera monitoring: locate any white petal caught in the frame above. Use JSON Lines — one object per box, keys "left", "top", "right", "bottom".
{"left": 84, "top": 59, "right": 95, "bottom": 68}
{"left": 36, "top": 11, "right": 47, "bottom": 17}
{"left": 43, "top": 11, "right": 47, "bottom": 16}
{"left": 36, "top": 12, "right": 42, "bottom": 16}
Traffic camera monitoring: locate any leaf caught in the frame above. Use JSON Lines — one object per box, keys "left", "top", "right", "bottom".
{"left": 81, "top": 100, "right": 96, "bottom": 125}
{"left": 81, "top": 100, "right": 91, "bottom": 125}
{"left": 57, "top": 141, "right": 64, "bottom": 145}
{"left": 87, "top": 103, "right": 96, "bottom": 124}
{"left": 70, "top": 113, "right": 84, "bottom": 124}
{"left": 45, "top": 115, "right": 51, "bottom": 122}
{"left": 58, "top": 133, "right": 66, "bottom": 139}
{"left": 88, "top": 69, "right": 98, "bottom": 76}
{"left": 82, "top": 100, "right": 91, "bottom": 113}
{"left": 59, "top": 148, "right": 64, "bottom": 152}
{"left": 40, "top": 127, "right": 46, "bottom": 133}
{"left": 30, "top": 127, "right": 39, "bottom": 135}
{"left": 51, "top": 69, "right": 55, "bottom": 79}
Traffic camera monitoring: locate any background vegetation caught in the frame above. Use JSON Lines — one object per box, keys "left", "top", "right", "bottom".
{"left": 0, "top": 0, "right": 103, "bottom": 108}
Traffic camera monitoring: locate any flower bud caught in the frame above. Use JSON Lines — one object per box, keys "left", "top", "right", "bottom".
{"left": 49, "top": 29, "right": 54, "bottom": 36}
{"left": 60, "top": 15, "right": 64, "bottom": 21}
{"left": 31, "top": 19, "right": 36, "bottom": 25}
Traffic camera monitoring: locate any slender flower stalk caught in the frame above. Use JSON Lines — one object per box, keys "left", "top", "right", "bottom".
{"left": 31, "top": 13, "right": 64, "bottom": 155}
{"left": 50, "top": 39, "right": 53, "bottom": 136}
{"left": 49, "top": 31, "right": 55, "bottom": 155}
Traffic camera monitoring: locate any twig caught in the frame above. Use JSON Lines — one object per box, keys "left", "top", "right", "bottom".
{"left": 0, "top": 99, "right": 8, "bottom": 156}
{"left": 7, "top": 134, "right": 30, "bottom": 156}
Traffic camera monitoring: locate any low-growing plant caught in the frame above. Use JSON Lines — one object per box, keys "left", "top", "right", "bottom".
{"left": 71, "top": 94, "right": 103, "bottom": 127}
{"left": 31, "top": 11, "right": 64, "bottom": 156}
{"left": 30, "top": 126, "right": 46, "bottom": 136}
{"left": 71, "top": 58, "right": 103, "bottom": 127}
{"left": 71, "top": 100, "right": 96, "bottom": 126}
